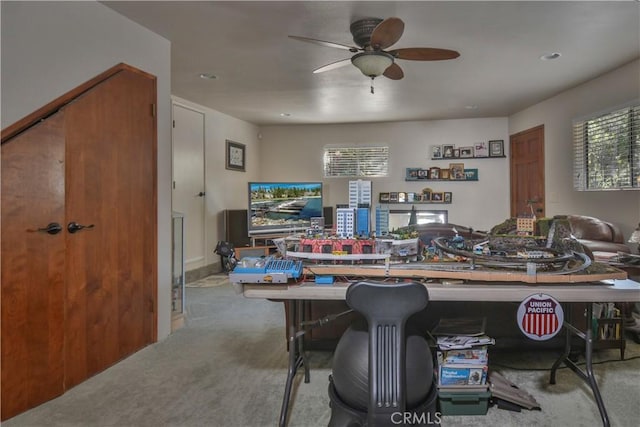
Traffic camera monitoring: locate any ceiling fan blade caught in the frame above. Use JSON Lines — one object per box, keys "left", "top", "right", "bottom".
{"left": 383, "top": 63, "right": 404, "bottom": 80}
{"left": 370, "top": 17, "right": 404, "bottom": 50}
{"left": 389, "top": 47, "right": 460, "bottom": 61}
{"left": 288, "top": 35, "right": 359, "bottom": 52}
{"left": 313, "top": 58, "right": 352, "bottom": 74}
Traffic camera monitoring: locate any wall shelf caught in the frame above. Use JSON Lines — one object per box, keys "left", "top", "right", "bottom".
{"left": 405, "top": 178, "right": 478, "bottom": 182}
{"left": 380, "top": 201, "right": 452, "bottom": 205}
{"left": 430, "top": 156, "right": 506, "bottom": 160}
{"left": 406, "top": 167, "right": 478, "bottom": 181}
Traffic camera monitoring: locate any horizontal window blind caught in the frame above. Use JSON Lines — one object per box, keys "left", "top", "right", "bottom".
{"left": 573, "top": 103, "right": 639, "bottom": 191}
{"left": 323, "top": 146, "right": 389, "bottom": 178}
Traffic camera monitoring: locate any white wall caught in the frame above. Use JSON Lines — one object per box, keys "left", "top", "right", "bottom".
{"left": 171, "top": 97, "right": 260, "bottom": 267}
{"left": 509, "top": 59, "right": 640, "bottom": 242}
{"left": 1, "top": 1, "right": 173, "bottom": 339}
{"left": 259, "top": 118, "right": 510, "bottom": 231}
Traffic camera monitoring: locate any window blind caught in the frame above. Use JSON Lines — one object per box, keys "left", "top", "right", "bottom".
{"left": 573, "top": 102, "right": 639, "bottom": 191}
{"left": 323, "top": 146, "right": 389, "bottom": 178}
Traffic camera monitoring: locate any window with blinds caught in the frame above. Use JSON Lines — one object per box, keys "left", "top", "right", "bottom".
{"left": 573, "top": 102, "right": 639, "bottom": 191}
{"left": 323, "top": 146, "right": 389, "bottom": 178}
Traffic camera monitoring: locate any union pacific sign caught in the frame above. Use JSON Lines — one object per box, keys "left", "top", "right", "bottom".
{"left": 517, "top": 294, "right": 564, "bottom": 340}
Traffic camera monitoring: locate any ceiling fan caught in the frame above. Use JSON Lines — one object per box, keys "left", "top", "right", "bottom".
{"left": 289, "top": 17, "right": 460, "bottom": 93}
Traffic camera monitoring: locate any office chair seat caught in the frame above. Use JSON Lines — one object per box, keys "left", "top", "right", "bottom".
{"left": 328, "top": 281, "right": 437, "bottom": 426}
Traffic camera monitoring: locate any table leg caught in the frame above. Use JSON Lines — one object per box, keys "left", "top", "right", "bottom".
{"left": 549, "top": 303, "right": 610, "bottom": 427}
{"left": 279, "top": 300, "right": 309, "bottom": 427}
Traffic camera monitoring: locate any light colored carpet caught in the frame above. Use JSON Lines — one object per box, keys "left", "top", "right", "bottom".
{"left": 186, "top": 274, "right": 229, "bottom": 288}
{"left": 4, "top": 277, "right": 640, "bottom": 427}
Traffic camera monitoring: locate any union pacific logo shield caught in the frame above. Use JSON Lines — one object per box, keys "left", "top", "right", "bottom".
{"left": 517, "top": 294, "right": 564, "bottom": 341}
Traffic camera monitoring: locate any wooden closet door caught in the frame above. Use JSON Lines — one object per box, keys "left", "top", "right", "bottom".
{"left": 1, "top": 112, "right": 66, "bottom": 420}
{"left": 64, "top": 69, "right": 157, "bottom": 387}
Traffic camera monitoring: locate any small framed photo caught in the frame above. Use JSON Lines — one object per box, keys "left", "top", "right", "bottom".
{"left": 422, "top": 191, "right": 431, "bottom": 201}
{"left": 406, "top": 168, "right": 419, "bottom": 179}
{"left": 407, "top": 192, "right": 415, "bottom": 203}
{"left": 389, "top": 192, "right": 399, "bottom": 202}
{"left": 414, "top": 193, "right": 423, "bottom": 202}
{"left": 453, "top": 148, "right": 460, "bottom": 158}
{"left": 429, "top": 167, "right": 440, "bottom": 180}
{"left": 449, "top": 163, "right": 465, "bottom": 180}
{"left": 444, "top": 192, "right": 452, "bottom": 203}
{"left": 464, "top": 168, "right": 479, "bottom": 181}
{"left": 432, "top": 145, "right": 442, "bottom": 159}
{"left": 379, "top": 192, "right": 390, "bottom": 203}
{"left": 474, "top": 142, "right": 488, "bottom": 157}
{"left": 442, "top": 145, "right": 455, "bottom": 158}
{"left": 459, "top": 146, "right": 474, "bottom": 158}
{"left": 398, "top": 192, "right": 407, "bottom": 203}
{"left": 225, "top": 140, "right": 246, "bottom": 171}
{"left": 489, "top": 140, "right": 504, "bottom": 157}
{"left": 418, "top": 169, "right": 428, "bottom": 179}
{"left": 431, "top": 192, "right": 444, "bottom": 202}
{"left": 440, "top": 169, "right": 450, "bottom": 180}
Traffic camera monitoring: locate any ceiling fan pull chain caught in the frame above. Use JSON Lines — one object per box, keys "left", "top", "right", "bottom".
{"left": 370, "top": 77, "right": 375, "bottom": 94}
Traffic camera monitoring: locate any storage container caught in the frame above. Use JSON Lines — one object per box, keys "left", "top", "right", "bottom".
{"left": 438, "top": 390, "right": 491, "bottom": 416}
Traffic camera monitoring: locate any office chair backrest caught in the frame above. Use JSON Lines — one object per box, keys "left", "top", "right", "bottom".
{"left": 345, "top": 281, "right": 429, "bottom": 426}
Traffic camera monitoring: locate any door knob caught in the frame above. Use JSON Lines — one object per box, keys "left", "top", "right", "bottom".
{"left": 196, "top": 191, "right": 206, "bottom": 197}
{"left": 67, "top": 222, "right": 95, "bottom": 234}
{"left": 32, "top": 222, "right": 63, "bottom": 235}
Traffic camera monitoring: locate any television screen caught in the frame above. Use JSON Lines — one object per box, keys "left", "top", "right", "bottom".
{"left": 248, "top": 182, "right": 323, "bottom": 235}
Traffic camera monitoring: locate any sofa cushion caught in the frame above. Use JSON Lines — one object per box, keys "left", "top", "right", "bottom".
{"left": 566, "top": 215, "right": 613, "bottom": 242}
{"left": 576, "top": 239, "right": 630, "bottom": 254}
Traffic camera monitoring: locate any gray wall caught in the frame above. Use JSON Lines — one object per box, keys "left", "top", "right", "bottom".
{"left": 509, "top": 59, "right": 640, "bottom": 242}
{"left": 258, "top": 118, "right": 511, "bottom": 231}
{"left": 1, "top": 1, "right": 174, "bottom": 339}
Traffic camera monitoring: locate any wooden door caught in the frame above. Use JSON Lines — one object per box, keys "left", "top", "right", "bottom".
{"left": 510, "top": 125, "right": 545, "bottom": 218}
{"left": 172, "top": 104, "right": 206, "bottom": 270}
{"left": 64, "top": 69, "right": 157, "bottom": 387}
{"left": 1, "top": 112, "right": 66, "bottom": 420}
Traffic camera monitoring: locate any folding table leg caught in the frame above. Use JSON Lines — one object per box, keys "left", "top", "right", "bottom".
{"left": 549, "top": 303, "right": 610, "bottom": 427}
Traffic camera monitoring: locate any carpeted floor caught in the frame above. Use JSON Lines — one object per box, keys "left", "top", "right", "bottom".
{"left": 4, "top": 277, "right": 640, "bottom": 427}
{"left": 186, "top": 274, "right": 230, "bottom": 288}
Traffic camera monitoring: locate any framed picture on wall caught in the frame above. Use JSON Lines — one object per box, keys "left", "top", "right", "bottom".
{"left": 444, "top": 192, "right": 452, "bottom": 203}
{"left": 459, "top": 146, "right": 474, "bottom": 158}
{"left": 449, "top": 163, "right": 465, "bottom": 180}
{"left": 432, "top": 145, "right": 442, "bottom": 159}
{"left": 442, "top": 145, "right": 454, "bottom": 158}
{"left": 429, "top": 167, "right": 441, "bottom": 180}
{"left": 489, "top": 140, "right": 504, "bottom": 157}
{"left": 226, "top": 140, "right": 246, "bottom": 171}
{"left": 474, "top": 142, "right": 489, "bottom": 157}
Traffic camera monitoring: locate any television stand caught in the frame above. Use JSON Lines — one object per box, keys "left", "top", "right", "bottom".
{"left": 251, "top": 233, "right": 291, "bottom": 247}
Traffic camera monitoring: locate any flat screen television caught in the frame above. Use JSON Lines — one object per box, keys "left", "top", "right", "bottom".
{"left": 248, "top": 182, "right": 323, "bottom": 235}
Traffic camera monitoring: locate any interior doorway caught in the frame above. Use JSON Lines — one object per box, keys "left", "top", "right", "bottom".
{"left": 172, "top": 103, "right": 206, "bottom": 271}
{"left": 510, "top": 125, "right": 545, "bottom": 218}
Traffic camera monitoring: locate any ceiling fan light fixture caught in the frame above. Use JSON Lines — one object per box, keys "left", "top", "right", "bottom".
{"left": 351, "top": 52, "right": 393, "bottom": 78}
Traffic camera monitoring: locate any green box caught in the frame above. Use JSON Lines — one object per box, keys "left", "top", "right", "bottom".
{"left": 438, "top": 390, "right": 491, "bottom": 416}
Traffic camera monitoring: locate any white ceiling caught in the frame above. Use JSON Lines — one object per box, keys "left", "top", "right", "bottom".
{"left": 103, "top": 1, "right": 640, "bottom": 126}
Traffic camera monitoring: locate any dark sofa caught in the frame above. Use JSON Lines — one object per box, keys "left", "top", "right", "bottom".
{"left": 565, "top": 214, "right": 630, "bottom": 255}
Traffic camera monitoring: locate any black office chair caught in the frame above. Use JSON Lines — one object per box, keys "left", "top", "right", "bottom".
{"left": 328, "top": 281, "right": 437, "bottom": 426}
